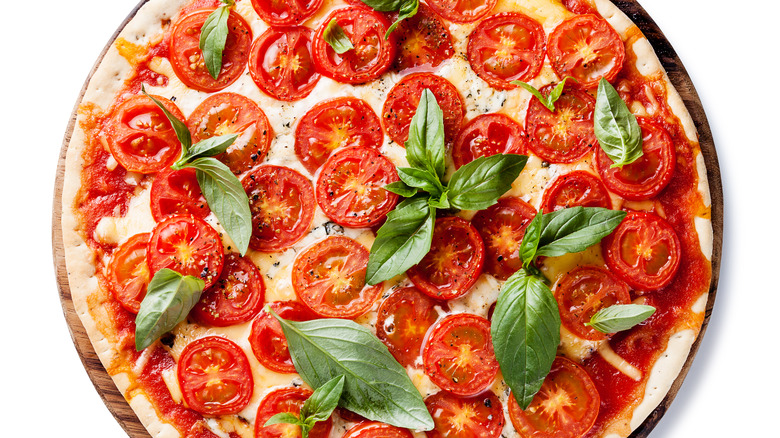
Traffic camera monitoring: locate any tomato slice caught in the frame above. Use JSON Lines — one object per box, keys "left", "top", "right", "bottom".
{"left": 408, "top": 217, "right": 485, "bottom": 299}
{"left": 147, "top": 215, "right": 225, "bottom": 288}
{"left": 255, "top": 387, "right": 333, "bottom": 438}
{"left": 562, "top": 0, "right": 598, "bottom": 14}
{"left": 177, "top": 336, "right": 253, "bottom": 415}
{"left": 554, "top": 266, "right": 631, "bottom": 341}
{"left": 451, "top": 113, "right": 526, "bottom": 169}
{"left": 467, "top": 13, "right": 545, "bottom": 90}
{"left": 188, "top": 92, "right": 274, "bottom": 174}
{"left": 525, "top": 82, "right": 596, "bottom": 163}
{"left": 106, "top": 233, "right": 151, "bottom": 314}
{"left": 422, "top": 314, "right": 498, "bottom": 396}
{"left": 344, "top": 422, "right": 414, "bottom": 438}
{"left": 150, "top": 167, "right": 210, "bottom": 221}
{"left": 595, "top": 118, "right": 676, "bottom": 201}
{"left": 249, "top": 300, "right": 317, "bottom": 373}
{"left": 292, "top": 236, "right": 382, "bottom": 318}
{"left": 471, "top": 197, "right": 537, "bottom": 280}
{"left": 424, "top": 391, "right": 504, "bottom": 438}
{"left": 382, "top": 73, "right": 465, "bottom": 146}
{"left": 541, "top": 170, "right": 611, "bottom": 213}
{"left": 169, "top": 8, "right": 252, "bottom": 92}
{"left": 316, "top": 147, "right": 399, "bottom": 228}
{"left": 190, "top": 253, "right": 266, "bottom": 327}
{"left": 242, "top": 165, "right": 316, "bottom": 252}
{"left": 294, "top": 97, "right": 383, "bottom": 174}
{"left": 547, "top": 14, "right": 625, "bottom": 89}
{"left": 393, "top": 4, "right": 455, "bottom": 72}
{"left": 508, "top": 356, "right": 599, "bottom": 438}
{"left": 249, "top": 26, "right": 320, "bottom": 101}
{"left": 426, "top": 0, "right": 496, "bottom": 23}
{"left": 376, "top": 287, "right": 443, "bottom": 367}
{"left": 251, "top": 0, "right": 323, "bottom": 25}
{"left": 312, "top": 7, "right": 395, "bottom": 84}
{"left": 106, "top": 94, "right": 184, "bottom": 174}
{"left": 602, "top": 211, "right": 681, "bottom": 291}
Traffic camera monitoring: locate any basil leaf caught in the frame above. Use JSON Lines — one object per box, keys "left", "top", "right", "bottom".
{"left": 405, "top": 88, "right": 446, "bottom": 180}
{"left": 366, "top": 196, "right": 435, "bottom": 285}
{"left": 270, "top": 312, "right": 435, "bottom": 430}
{"left": 384, "top": 181, "right": 418, "bottom": 198}
{"left": 135, "top": 269, "right": 204, "bottom": 351}
{"left": 174, "top": 134, "right": 238, "bottom": 168}
{"left": 396, "top": 167, "right": 444, "bottom": 196}
{"left": 587, "top": 304, "right": 656, "bottom": 333}
{"left": 428, "top": 191, "right": 450, "bottom": 209}
{"left": 183, "top": 157, "right": 252, "bottom": 255}
{"left": 518, "top": 211, "right": 542, "bottom": 268}
{"left": 200, "top": 5, "right": 231, "bottom": 80}
{"left": 491, "top": 268, "right": 560, "bottom": 409}
{"left": 142, "top": 87, "right": 191, "bottom": 152}
{"left": 385, "top": 0, "right": 419, "bottom": 38}
{"left": 358, "top": 0, "right": 412, "bottom": 12}
{"left": 511, "top": 77, "right": 574, "bottom": 112}
{"left": 264, "top": 412, "right": 303, "bottom": 427}
{"left": 447, "top": 154, "right": 527, "bottom": 210}
{"left": 594, "top": 78, "right": 643, "bottom": 168}
{"left": 301, "top": 375, "right": 345, "bottom": 423}
{"left": 323, "top": 19, "right": 354, "bottom": 54}
{"left": 535, "top": 207, "right": 626, "bottom": 258}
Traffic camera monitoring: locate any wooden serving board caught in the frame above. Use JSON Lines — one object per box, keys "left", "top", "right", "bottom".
{"left": 52, "top": 1, "right": 724, "bottom": 437}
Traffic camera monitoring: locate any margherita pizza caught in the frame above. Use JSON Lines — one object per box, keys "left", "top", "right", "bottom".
{"left": 58, "top": 0, "right": 715, "bottom": 437}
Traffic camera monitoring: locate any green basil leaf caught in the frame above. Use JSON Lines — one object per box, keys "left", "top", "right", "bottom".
{"left": 366, "top": 196, "right": 435, "bottom": 285}
{"left": 535, "top": 207, "right": 626, "bottom": 258}
{"left": 142, "top": 87, "right": 191, "bottom": 152}
{"left": 358, "top": 0, "right": 411, "bottom": 12}
{"left": 384, "top": 181, "right": 418, "bottom": 197}
{"left": 270, "top": 312, "right": 435, "bottom": 430}
{"left": 491, "top": 268, "right": 560, "bottom": 410}
{"left": 587, "top": 304, "right": 656, "bottom": 333}
{"left": 183, "top": 157, "right": 252, "bottom": 255}
{"left": 301, "top": 375, "right": 345, "bottom": 423}
{"left": 264, "top": 412, "right": 304, "bottom": 428}
{"left": 511, "top": 77, "right": 574, "bottom": 112}
{"left": 594, "top": 78, "right": 643, "bottom": 168}
{"left": 135, "top": 269, "right": 204, "bottom": 351}
{"left": 518, "top": 211, "right": 542, "bottom": 268}
{"left": 428, "top": 191, "right": 450, "bottom": 209}
{"left": 397, "top": 167, "right": 444, "bottom": 196}
{"left": 447, "top": 154, "right": 527, "bottom": 210}
{"left": 200, "top": 5, "right": 231, "bottom": 80}
{"left": 174, "top": 134, "right": 238, "bottom": 168}
{"left": 323, "top": 19, "right": 354, "bottom": 54}
{"left": 385, "top": 0, "right": 419, "bottom": 38}
{"left": 405, "top": 88, "right": 446, "bottom": 180}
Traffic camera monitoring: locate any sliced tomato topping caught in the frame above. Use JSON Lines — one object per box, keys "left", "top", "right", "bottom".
{"left": 292, "top": 236, "right": 382, "bottom": 318}
{"left": 471, "top": 197, "right": 537, "bottom": 280}
{"left": 562, "top": 0, "right": 598, "bottom": 14}
{"left": 376, "top": 287, "right": 443, "bottom": 367}
{"left": 427, "top": 0, "right": 497, "bottom": 23}
{"left": 467, "top": 13, "right": 545, "bottom": 89}
{"left": 382, "top": 73, "right": 465, "bottom": 146}
{"left": 249, "top": 26, "right": 320, "bottom": 101}
{"left": 177, "top": 336, "right": 253, "bottom": 415}
{"left": 242, "top": 165, "right": 316, "bottom": 252}
{"left": 451, "top": 113, "right": 526, "bottom": 169}
{"left": 105, "top": 94, "right": 184, "bottom": 174}
{"left": 169, "top": 8, "right": 252, "bottom": 92}
{"left": 424, "top": 391, "right": 504, "bottom": 438}
{"left": 106, "top": 233, "right": 151, "bottom": 314}
{"left": 147, "top": 215, "right": 224, "bottom": 288}
{"left": 190, "top": 253, "right": 266, "bottom": 327}
{"left": 188, "top": 92, "right": 273, "bottom": 174}
{"left": 150, "top": 167, "right": 209, "bottom": 221}
{"left": 256, "top": 387, "right": 333, "bottom": 438}
{"left": 547, "top": 14, "right": 625, "bottom": 89}
{"left": 316, "top": 147, "right": 399, "bottom": 228}
{"left": 554, "top": 266, "right": 631, "bottom": 341}
{"left": 344, "top": 422, "right": 414, "bottom": 438}
{"left": 595, "top": 118, "right": 676, "bottom": 201}
{"left": 602, "top": 211, "right": 681, "bottom": 291}
{"left": 508, "top": 356, "right": 599, "bottom": 438}
{"left": 294, "top": 97, "right": 383, "bottom": 175}
{"left": 313, "top": 7, "right": 395, "bottom": 84}
{"left": 393, "top": 4, "right": 455, "bottom": 72}
{"left": 525, "top": 82, "right": 596, "bottom": 163}
{"left": 251, "top": 0, "right": 323, "bottom": 25}
{"left": 423, "top": 314, "right": 498, "bottom": 396}
{"left": 541, "top": 170, "right": 611, "bottom": 213}
{"left": 249, "top": 300, "right": 317, "bottom": 373}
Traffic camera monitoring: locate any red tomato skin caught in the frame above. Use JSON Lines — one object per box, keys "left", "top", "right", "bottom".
{"left": 249, "top": 26, "right": 320, "bottom": 101}
{"left": 393, "top": 4, "right": 455, "bottom": 72}
{"left": 343, "top": 422, "right": 414, "bottom": 438}
{"left": 424, "top": 391, "right": 504, "bottom": 438}
{"left": 249, "top": 300, "right": 317, "bottom": 373}
{"left": 176, "top": 336, "right": 254, "bottom": 416}
{"left": 169, "top": 9, "right": 252, "bottom": 93}
{"left": 107, "top": 233, "right": 151, "bottom": 314}
{"left": 255, "top": 387, "right": 333, "bottom": 438}
{"left": 251, "top": 0, "right": 323, "bottom": 26}
{"left": 375, "top": 287, "right": 443, "bottom": 367}
{"left": 471, "top": 197, "right": 537, "bottom": 280}
{"left": 541, "top": 170, "right": 611, "bottom": 213}
{"left": 150, "top": 167, "right": 210, "bottom": 221}
{"left": 427, "top": 0, "right": 497, "bottom": 23}
{"left": 451, "top": 113, "right": 526, "bottom": 169}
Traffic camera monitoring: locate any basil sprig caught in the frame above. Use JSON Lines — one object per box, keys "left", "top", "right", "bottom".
{"left": 270, "top": 310, "right": 434, "bottom": 430}
{"left": 586, "top": 304, "right": 656, "bottom": 333}
{"left": 511, "top": 77, "right": 575, "bottom": 112}
{"left": 357, "top": 0, "right": 419, "bottom": 39}
{"left": 200, "top": 0, "right": 235, "bottom": 80}
{"left": 135, "top": 269, "right": 204, "bottom": 351}
{"left": 322, "top": 19, "right": 354, "bottom": 54}
{"left": 366, "top": 89, "right": 526, "bottom": 284}
{"left": 265, "top": 375, "right": 345, "bottom": 438}
{"left": 594, "top": 78, "right": 643, "bottom": 168}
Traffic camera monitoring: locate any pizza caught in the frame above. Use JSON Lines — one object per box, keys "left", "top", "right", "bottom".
{"left": 58, "top": 0, "right": 715, "bottom": 437}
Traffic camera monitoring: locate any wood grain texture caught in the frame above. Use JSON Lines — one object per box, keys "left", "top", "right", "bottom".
{"left": 52, "top": 1, "right": 723, "bottom": 437}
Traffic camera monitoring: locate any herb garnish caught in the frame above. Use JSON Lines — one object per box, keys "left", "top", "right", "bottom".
{"left": 200, "top": 0, "right": 235, "bottom": 80}
{"left": 586, "top": 304, "right": 656, "bottom": 333}
{"left": 357, "top": 0, "right": 420, "bottom": 39}
{"left": 322, "top": 19, "right": 354, "bottom": 54}
{"left": 511, "top": 77, "right": 575, "bottom": 112}
{"left": 594, "top": 77, "right": 643, "bottom": 168}
{"left": 264, "top": 375, "right": 345, "bottom": 438}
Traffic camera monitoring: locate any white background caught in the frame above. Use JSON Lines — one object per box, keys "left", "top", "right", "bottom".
{"left": 0, "top": 0, "right": 776, "bottom": 436}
